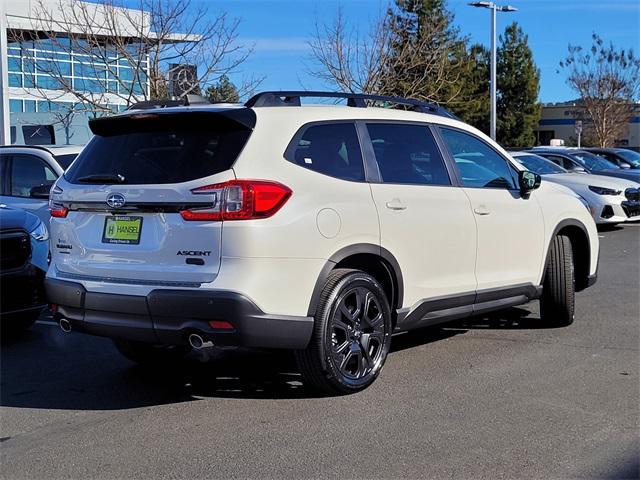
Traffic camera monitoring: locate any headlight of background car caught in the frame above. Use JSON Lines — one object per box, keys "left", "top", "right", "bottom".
{"left": 30, "top": 220, "right": 49, "bottom": 241}
{"left": 588, "top": 186, "right": 622, "bottom": 195}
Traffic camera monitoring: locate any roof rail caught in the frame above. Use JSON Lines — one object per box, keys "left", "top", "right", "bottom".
{"left": 0, "top": 144, "right": 53, "bottom": 154}
{"left": 127, "top": 94, "right": 211, "bottom": 111}
{"left": 244, "top": 91, "right": 458, "bottom": 119}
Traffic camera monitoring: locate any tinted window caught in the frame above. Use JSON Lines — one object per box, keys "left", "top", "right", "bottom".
{"left": 367, "top": 123, "right": 450, "bottom": 185}
{"left": 513, "top": 154, "right": 566, "bottom": 174}
{"left": 541, "top": 154, "right": 572, "bottom": 170}
{"left": 441, "top": 128, "right": 517, "bottom": 189}
{"left": 571, "top": 151, "right": 618, "bottom": 171}
{"left": 616, "top": 149, "right": 640, "bottom": 168}
{"left": 22, "top": 125, "right": 54, "bottom": 145}
{"left": 53, "top": 153, "right": 78, "bottom": 170}
{"left": 66, "top": 113, "right": 251, "bottom": 185}
{"left": 11, "top": 155, "right": 57, "bottom": 197}
{"left": 289, "top": 123, "right": 364, "bottom": 181}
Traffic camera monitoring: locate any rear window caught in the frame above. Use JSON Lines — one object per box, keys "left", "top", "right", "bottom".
{"left": 65, "top": 112, "right": 252, "bottom": 185}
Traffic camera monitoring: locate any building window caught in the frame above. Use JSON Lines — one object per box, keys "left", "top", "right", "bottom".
{"left": 9, "top": 73, "right": 22, "bottom": 87}
{"left": 9, "top": 100, "right": 23, "bottom": 113}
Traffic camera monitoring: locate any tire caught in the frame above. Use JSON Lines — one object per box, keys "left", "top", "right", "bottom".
{"left": 113, "top": 339, "right": 190, "bottom": 365}
{"left": 295, "top": 269, "right": 393, "bottom": 395}
{"left": 540, "top": 234, "right": 575, "bottom": 326}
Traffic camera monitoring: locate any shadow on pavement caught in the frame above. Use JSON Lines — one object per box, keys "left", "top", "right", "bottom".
{"left": 597, "top": 223, "right": 625, "bottom": 233}
{"left": 1, "top": 305, "right": 556, "bottom": 409}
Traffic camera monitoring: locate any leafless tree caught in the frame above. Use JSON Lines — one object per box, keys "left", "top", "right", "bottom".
{"left": 307, "top": 6, "right": 465, "bottom": 104}
{"left": 560, "top": 34, "right": 640, "bottom": 147}
{"left": 9, "top": 0, "right": 260, "bottom": 112}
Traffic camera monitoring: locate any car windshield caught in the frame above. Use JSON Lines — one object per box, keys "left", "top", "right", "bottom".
{"left": 571, "top": 151, "right": 618, "bottom": 171}
{"left": 514, "top": 154, "right": 566, "bottom": 174}
{"left": 616, "top": 150, "right": 640, "bottom": 168}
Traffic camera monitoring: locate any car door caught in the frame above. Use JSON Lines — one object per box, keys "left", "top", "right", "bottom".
{"left": 438, "top": 127, "right": 544, "bottom": 292}
{"left": 366, "top": 122, "right": 478, "bottom": 312}
{"left": 2, "top": 154, "right": 58, "bottom": 224}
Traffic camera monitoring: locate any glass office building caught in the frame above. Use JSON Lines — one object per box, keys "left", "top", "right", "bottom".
{"left": 7, "top": 37, "right": 149, "bottom": 114}
{"left": 1, "top": 0, "right": 155, "bottom": 145}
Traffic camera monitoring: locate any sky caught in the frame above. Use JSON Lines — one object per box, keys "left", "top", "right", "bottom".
{"left": 200, "top": 0, "right": 640, "bottom": 103}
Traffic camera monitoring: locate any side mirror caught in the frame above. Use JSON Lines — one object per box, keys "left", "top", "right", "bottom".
{"left": 619, "top": 163, "right": 631, "bottom": 170}
{"left": 570, "top": 165, "right": 587, "bottom": 173}
{"left": 518, "top": 170, "right": 541, "bottom": 198}
{"left": 29, "top": 184, "right": 52, "bottom": 199}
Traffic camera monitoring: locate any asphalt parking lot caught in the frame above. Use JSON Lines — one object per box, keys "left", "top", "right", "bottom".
{"left": 1, "top": 224, "right": 638, "bottom": 480}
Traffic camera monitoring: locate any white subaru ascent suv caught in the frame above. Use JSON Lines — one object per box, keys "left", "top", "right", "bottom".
{"left": 46, "top": 92, "right": 599, "bottom": 394}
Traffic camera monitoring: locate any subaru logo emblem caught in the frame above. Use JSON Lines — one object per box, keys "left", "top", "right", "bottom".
{"left": 106, "top": 193, "right": 126, "bottom": 209}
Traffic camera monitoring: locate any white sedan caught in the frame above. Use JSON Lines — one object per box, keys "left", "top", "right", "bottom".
{"left": 510, "top": 151, "right": 640, "bottom": 225}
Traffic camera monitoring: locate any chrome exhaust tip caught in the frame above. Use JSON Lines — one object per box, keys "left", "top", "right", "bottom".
{"left": 188, "top": 333, "right": 213, "bottom": 349}
{"left": 59, "top": 318, "right": 72, "bottom": 333}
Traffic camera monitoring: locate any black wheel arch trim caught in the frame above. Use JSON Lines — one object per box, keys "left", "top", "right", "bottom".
{"left": 306, "top": 244, "right": 404, "bottom": 316}
{"left": 548, "top": 218, "right": 597, "bottom": 291}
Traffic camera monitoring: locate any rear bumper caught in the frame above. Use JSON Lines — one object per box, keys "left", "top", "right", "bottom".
{"left": 46, "top": 278, "right": 314, "bottom": 349}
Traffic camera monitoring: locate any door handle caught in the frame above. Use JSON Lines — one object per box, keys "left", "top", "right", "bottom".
{"left": 385, "top": 199, "right": 407, "bottom": 211}
{"left": 473, "top": 205, "right": 491, "bottom": 215}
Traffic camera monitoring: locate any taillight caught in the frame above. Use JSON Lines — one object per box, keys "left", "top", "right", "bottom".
{"left": 49, "top": 201, "right": 69, "bottom": 218}
{"left": 181, "top": 180, "right": 292, "bottom": 221}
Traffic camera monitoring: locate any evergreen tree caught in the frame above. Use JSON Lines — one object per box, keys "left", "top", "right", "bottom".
{"left": 206, "top": 75, "right": 240, "bottom": 103}
{"left": 381, "top": 0, "right": 467, "bottom": 104}
{"left": 449, "top": 43, "right": 490, "bottom": 133}
{"left": 496, "top": 22, "right": 541, "bottom": 147}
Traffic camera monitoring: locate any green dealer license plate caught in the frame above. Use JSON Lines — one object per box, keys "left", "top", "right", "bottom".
{"left": 102, "top": 216, "right": 143, "bottom": 244}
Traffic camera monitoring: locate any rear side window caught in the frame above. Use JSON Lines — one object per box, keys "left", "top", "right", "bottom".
{"left": 65, "top": 113, "right": 252, "bottom": 185}
{"left": 53, "top": 154, "right": 78, "bottom": 170}
{"left": 11, "top": 154, "right": 57, "bottom": 197}
{"left": 367, "top": 123, "right": 450, "bottom": 185}
{"left": 287, "top": 123, "right": 365, "bottom": 182}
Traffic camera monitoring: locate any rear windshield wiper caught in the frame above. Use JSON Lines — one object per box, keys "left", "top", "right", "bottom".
{"left": 76, "top": 174, "right": 126, "bottom": 184}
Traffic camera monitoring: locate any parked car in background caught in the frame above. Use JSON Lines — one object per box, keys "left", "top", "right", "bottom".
{"left": 46, "top": 91, "right": 599, "bottom": 394}
{"left": 530, "top": 147, "right": 640, "bottom": 183}
{"left": 510, "top": 151, "right": 640, "bottom": 225}
{"left": 583, "top": 147, "right": 640, "bottom": 170}
{"left": 0, "top": 205, "right": 49, "bottom": 333}
{"left": 0, "top": 145, "right": 83, "bottom": 224}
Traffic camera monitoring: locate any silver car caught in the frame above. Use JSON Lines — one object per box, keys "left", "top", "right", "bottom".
{"left": 0, "top": 145, "right": 83, "bottom": 224}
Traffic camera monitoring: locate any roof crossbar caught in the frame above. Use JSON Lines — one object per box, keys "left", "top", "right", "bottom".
{"left": 244, "top": 91, "right": 458, "bottom": 119}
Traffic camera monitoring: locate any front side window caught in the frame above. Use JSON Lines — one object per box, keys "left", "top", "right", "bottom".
{"left": 440, "top": 128, "right": 517, "bottom": 189}
{"left": 288, "top": 123, "right": 364, "bottom": 181}
{"left": 11, "top": 155, "right": 57, "bottom": 197}
{"left": 514, "top": 154, "right": 566, "bottom": 174}
{"left": 366, "top": 123, "right": 450, "bottom": 185}
{"left": 571, "top": 151, "right": 618, "bottom": 171}
{"left": 542, "top": 155, "right": 576, "bottom": 170}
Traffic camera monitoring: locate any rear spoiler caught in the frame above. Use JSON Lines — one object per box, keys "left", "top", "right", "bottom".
{"left": 88, "top": 108, "right": 257, "bottom": 136}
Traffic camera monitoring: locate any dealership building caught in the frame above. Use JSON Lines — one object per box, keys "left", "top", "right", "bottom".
{"left": 535, "top": 102, "right": 640, "bottom": 150}
{"left": 0, "top": 0, "right": 155, "bottom": 145}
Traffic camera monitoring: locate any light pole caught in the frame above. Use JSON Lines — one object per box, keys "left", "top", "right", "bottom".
{"left": 469, "top": 1, "right": 517, "bottom": 141}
